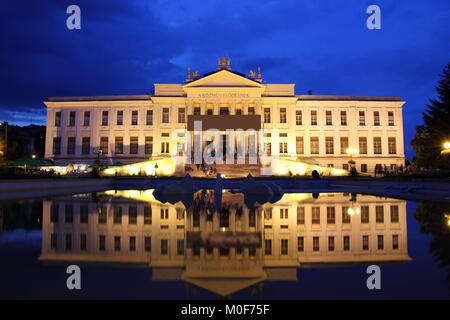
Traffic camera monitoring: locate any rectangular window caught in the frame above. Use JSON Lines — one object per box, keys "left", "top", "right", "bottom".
{"left": 100, "top": 137, "right": 108, "bottom": 155}
{"left": 161, "top": 239, "right": 169, "bottom": 255}
{"left": 388, "top": 137, "right": 397, "bottom": 154}
{"left": 373, "top": 137, "right": 382, "bottom": 154}
{"left": 53, "top": 137, "right": 61, "bottom": 155}
{"left": 178, "top": 108, "right": 186, "bottom": 123}
{"left": 264, "top": 142, "right": 271, "bottom": 156}
{"left": 280, "top": 108, "right": 287, "bottom": 123}
{"left": 99, "top": 235, "right": 106, "bottom": 251}
{"left": 69, "top": 111, "right": 76, "bottom": 126}
{"left": 390, "top": 205, "right": 399, "bottom": 223}
{"left": 313, "top": 237, "right": 320, "bottom": 252}
{"left": 362, "top": 235, "right": 369, "bottom": 251}
{"left": 114, "top": 236, "right": 121, "bottom": 252}
{"left": 80, "top": 234, "right": 87, "bottom": 251}
{"left": 359, "top": 111, "right": 365, "bottom": 126}
{"left": 388, "top": 111, "right": 395, "bottom": 126}
{"left": 177, "top": 239, "right": 185, "bottom": 255}
{"left": 326, "top": 111, "right": 332, "bottom": 125}
{"left": 298, "top": 237, "right": 304, "bottom": 252}
{"left": 343, "top": 163, "right": 349, "bottom": 171}
{"left": 162, "top": 108, "right": 170, "bottom": 123}
{"left": 144, "top": 236, "right": 151, "bottom": 252}
{"left": 115, "top": 137, "right": 123, "bottom": 154}
{"left": 83, "top": 111, "right": 90, "bottom": 126}
{"left": 328, "top": 236, "right": 335, "bottom": 251}
{"left": 342, "top": 206, "right": 350, "bottom": 223}
{"left": 312, "top": 207, "right": 320, "bottom": 224}
{"left": 281, "top": 239, "right": 288, "bottom": 255}
{"left": 81, "top": 137, "right": 90, "bottom": 155}
{"left": 65, "top": 234, "right": 72, "bottom": 251}
{"left": 67, "top": 137, "right": 76, "bottom": 155}
{"left": 129, "top": 206, "right": 137, "bottom": 224}
{"left": 194, "top": 107, "right": 201, "bottom": 115}
{"left": 297, "top": 206, "right": 305, "bottom": 224}
{"left": 377, "top": 235, "right": 384, "bottom": 250}
{"left": 131, "top": 110, "right": 138, "bottom": 125}
{"left": 130, "top": 136, "right": 138, "bottom": 154}
{"left": 296, "top": 110, "right": 302, "bottom": 125}
{"left": 235, "top": 108, "right": 241, "bottom": 115}
{"left": 359, "top": 137, "right": 368, "bottom": 154}
{"left": 113, "top": 207, "right": 122, "bottom": 224}
{"left": 279, "top": 142, "right": 288, "bottom": 154}
{"left": 55, "top": 112, "right": 61, "bottom": 127}
{"left": 98, "top": 206, "right": 107, "bottom": 224}
{"left": 264, "top": 108, "right": 271, "bottom": 123}
{"left": 219, "top": 107, "right": 229, "bottom": 115}
{"left": 160, "top": 208, "right": 169, "bottom": 220}
{"left": 129, "top": 236, "right": 136, "bottom": 252}
{"left": 340, "top": 111, "right": 347, "bottom": 125}
{"left": 102, "top": 111, "right": 108, "bottom": 126}
{"left": 117, "top": 111, "right": 123, "bottom": 125}
{"left": 80, "top": 205, "right": 88, "bottom": 224}
{"left": 376, "top": 206, "right": 384, "bottom": 223}
{"left": 361, "top": 206, "right": 369, "bottom": 223}
{"left": 145, "top": 136, "right": 153, "bottom": 155}
{"left": 325, "top": 137, "right": 334, "bottom": 154}
{"left": 343, "top": 236, "right": 350, "bottom": 251}
{"left": 248, "top": 107, "right": 255, "bottom": 115}
{"left": 161, "top": 142, "right": 169, "bottom": 154}
{"left": 310, "top": 137, "right": 319, "bottom": 154}
{"left": 280, "top": 208, "right": 288, "bottom": 220}
{"left": 311, "top": 111, "right": 317, "bottom": 125}
{"left": 65, "top": 204, "right": 73, "bottom": 224}
{"left": 340, "top": 137, "right": 349, "bottom": 154}
{"left": 327, "top": 207, "right": 335, "bottom": 224}
{"left": 392, "top": 235, "right": 399, "bottom": 250}
{"left": 361, "top": 164, "right": 367, "bottom": 173}
{"left": 265, "top": 239, "right": 272, "bottom": 255}
{"left": 374, "top": 111, "right": 380, "bottom": 126}
{"left": 146, "top": 110, "right": 153, "bottom": 125}
{"left": 144, "top": 206, "right": 152, "bottom": 224}
{"left": 296, "top": 136, "right": 304, "bottom": 154}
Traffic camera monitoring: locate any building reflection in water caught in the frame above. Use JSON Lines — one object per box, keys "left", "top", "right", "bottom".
{"left": 39, "top": 190, "right": 410, "bottom": 297}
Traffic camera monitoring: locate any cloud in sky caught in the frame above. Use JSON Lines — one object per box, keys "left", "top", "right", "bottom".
{"left": 0, "top": 0, "right": 449, "bottom": 158}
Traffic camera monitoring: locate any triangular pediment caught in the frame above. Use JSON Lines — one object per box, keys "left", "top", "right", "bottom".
{"left": 183, "top": 69, "right": 265, "bottom": 88}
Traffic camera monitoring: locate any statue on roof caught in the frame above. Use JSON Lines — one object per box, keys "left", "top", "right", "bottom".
{"left": 217, "top": 56, "right": 231, "bottom": 70}
{"left": 256, "top": 66, "right": 262, "bottom": 83}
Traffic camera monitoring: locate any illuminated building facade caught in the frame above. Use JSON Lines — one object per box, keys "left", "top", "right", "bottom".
{"left": 44, "top": 57, "right": 405, "bottom": 175}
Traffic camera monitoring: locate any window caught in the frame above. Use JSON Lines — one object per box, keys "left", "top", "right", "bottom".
{"left": 117, "top": 111, "right": 123, "bottom": 125}
{"left": 280, "top": 208, "right": 288, "bottom": 219}
{"left": 219, "top": 107, "right": 229, "bottom": 115}
{"left": 144, "top": 236, "right": 151, "bottom": 252}
{"left": 297, "top": 206, "right": 305, "bottom": 224}
{"left": 96, "top": 137, "right": 107, "bottom": 156}
{"left": 343, "top": 236, "right": 350, "bottom": 251}
{"left": 264, "top": 142, "right": 271, "bottom": 156}
{"left": 340, "top": 137, "right": 349, "bottom": 154}
{"left": 81, "top": 137, "right": 90, "bottom": 155}
{"left": 102, "top": 111, "right": 108, "bottom": 126}
{"left": 392, "top": 235, "right": 399, "bottom": 250}
{"left": 83, "top": 111, "right": 90, "bottom": 126}
{"left": 388, "top": 137, "right": 397, "bottom": 154}
{"left": 249, "top": 209, "right": 256, "bottom": 228}
{"left": 129, "top": 206, "right": 137, "bottom": 224}
{"left": 177, "top": 239, "right": 184, "bottom": 255}
{"left": 359, "top": 137, "right": 367, "bottom": 154}
{"left": 162, "top": 108, "right": 170, "bottom": 123}
{"left": 362, "top": 235, "right": 369, "bottom": 251}
{"left": 146, "top": 110, "right": 153, "bottom": 125}
{"left": 343, "top": 163, "right": 349, "bottom": 171}
{"left": 312, "top": 207, "right": 320, "bottom": 224}
{"left": 388, "top": 111, "right": 395, "bottom": 126}
{"left": 55, "top": 112, "right": 61, "bottom": 127}
{"left": 115, "top": 137, "right": 123, "bottom": 154}
{"left": 144, "top": 206, "right": 152, "bottom": 224}
{"left": 114, "top": 236, "right": 121, "bottom": 251}
{"left": 69, "top": 111, "right": 76, "bottom": 126}
{"left": 178, "top": 108, "right": 186, "bottom": 123}
{"left": 67, "top": 137, "right": 76, "bottom": 155}
{"left": 161, "top": 239, "right": 169, "bottom": 255}
{"left": 340, "top": 111, "right": 347, "bottom": 125}
{"left": 313, "top": 237, "right": 320, "bottom": 252}
{"left": 234, "top": 108, "right": 241, "bottom": 115}
{"left": 193, "top": 107, "right": 201, "bottom": 115}
{"left": 296, "top": 137, "right": 304, "bottom": 154}
{"left": 361, "top": 206, "right": 369, "bottom": 223}
{"left": 80, "top": 205, "right": 88, "bottom": 224}
{"left": 328, "top": 236, "right": 335, "bottom": 251}
{"left": 265, "top": 239, "right": 272, "bottom": 255}
{"left": 129, "top": 236, "right": 136, "bottom": 252}
{"left": 325, "top": 137, "right": 334, "bottom": 154}
{"left": 51, "top": 233, "right": 57, "bottom": 250}
{"left": 298, "top": 237, "right": 304, "bottom": 252}
{"left": 311, "top": 111, "right": 317, "bottom": 125}
{"left": 65, "top": 234, "right": 72, "bottom": 250}
{"left": 281, "top": 239, "right": 288, "bottom": 255}
{"left": 310, "top": 137, "right": 319, "bottom": 154}
{"left": 99, "top": 235, "right": 106, "bottom": 251}
{"left": 264, "top": 108, "right": 271, "bottom": 123}
{"left": 161, "top": 142, "right": 170, "bottom": 154}
{"left": 373, "top": 137, "right": 382, "bottom": 154}
{"left": 98, "top": 206, "right": 107, "bottom": 224}
{"left": 376, "top": 206, "right": 384, "bottom": 223}
{"left": 145, "top": 136, "right": 153, "bottom": 155}
{"left": 327, "top": 207, "right": 335, "bottom": 224}
{"left": 377, "top": 235, "right": 384, "bottom": 250}
{"left": 248, "top": 107, "right": 255, "bottom": 115}
{"left": 131, "top": 110, "right": 138, "bottom": 125}
{"left": 130, "top": 136, "right": 138, "bottom": 154}
{"left": 373, "top": 111, "right": 380, "bottom": 126}
{"left": 390, "top": 205, "right": 399, "bottom": 223}
{"left": 359, "top": 111, "right": 365, "bottom": 126}
{"left": 206, "top": 108, "right": 213, "bottom": 115}
{"left": 361, "top": 164, "right": 367, "bottom": 173}
{"left": 65, "top": 204, "right": 74, "bottom": 224}
{"left": 53, "top": 137, "right": 61, "bottom": 155}
{"left": 160, "top": 208, "right": 169, "bottom": 220}
{"left": 279, "top": 142, "right": 288, "bottom": 154}
{"left": 326, "top": 111, "right": 332, "bottom": 125}
{"left": 114, "top": 207, "right": 122, "bottom": 224}
{"left": 342, "top": 206, "right": 350, "bottom": 223}
{"left": 280, "top": 108, "right": 287, "bottom": 123}
{"left": 296, "top": 110, "right": 302, "bottom": 125}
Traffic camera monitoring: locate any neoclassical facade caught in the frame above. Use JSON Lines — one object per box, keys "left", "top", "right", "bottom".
{"left": 44, "top": 58, "right": 405, "bottom": 175}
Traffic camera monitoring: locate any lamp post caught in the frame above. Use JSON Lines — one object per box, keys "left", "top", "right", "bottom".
{"left": 346, "top": 147, "right": 359, "bottom": 169}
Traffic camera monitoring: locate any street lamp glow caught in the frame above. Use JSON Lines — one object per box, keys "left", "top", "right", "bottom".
{"left": 31, "top": 154, "right": 36, "bottom": 159}
{"left": 346, "top": 148, "right": 359, "bottom": 155}
{"left": 443, "top": 141, "right": 450, "bottom": 150}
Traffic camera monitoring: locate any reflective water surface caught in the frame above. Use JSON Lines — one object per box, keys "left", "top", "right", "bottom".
{"left": 1, "top": 189, "right": 449, "bottom": 299}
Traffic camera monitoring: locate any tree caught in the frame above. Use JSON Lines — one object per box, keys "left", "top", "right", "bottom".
{"left": 411, "top": 63, "right": 450, "bottom": 170}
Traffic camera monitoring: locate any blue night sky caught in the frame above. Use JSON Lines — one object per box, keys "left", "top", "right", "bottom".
{"left": 0, "top": 0, "right": 449, "bottom": 159}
